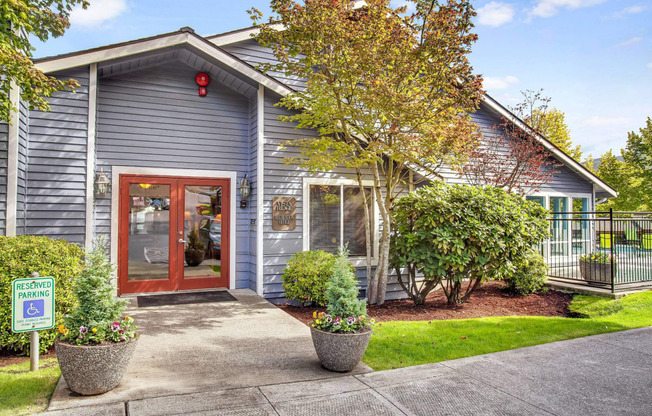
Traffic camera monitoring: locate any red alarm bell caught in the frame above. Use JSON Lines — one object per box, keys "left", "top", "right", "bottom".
{"left": 196, "top": 73, "right": 210, "bottom": 96}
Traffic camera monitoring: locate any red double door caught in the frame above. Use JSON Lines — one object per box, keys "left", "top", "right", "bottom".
{"left": 118, "top": 175, "right": 230, "bottom": 294}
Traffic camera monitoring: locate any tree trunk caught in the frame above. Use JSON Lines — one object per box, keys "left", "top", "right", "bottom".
{"left": 356, "top": 167, "right": 376, "bottom": 304}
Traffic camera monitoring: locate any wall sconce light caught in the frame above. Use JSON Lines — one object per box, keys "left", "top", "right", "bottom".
{"left": 94, "top": 169, "right": 110, "bottom": 197}
{"left": 239, "top": 174, "right": 251, "bottom": 208}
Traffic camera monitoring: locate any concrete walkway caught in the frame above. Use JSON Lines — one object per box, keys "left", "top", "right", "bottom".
{"left": 40, "top": 326, "right": 652, "bottom": 415}
{"left": 47, "top": 289, "right": 371, "bottom": 411}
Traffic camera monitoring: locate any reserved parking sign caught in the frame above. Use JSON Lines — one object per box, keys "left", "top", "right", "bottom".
{"left": 12, "top": 277, "right": 55, "bottom": 333}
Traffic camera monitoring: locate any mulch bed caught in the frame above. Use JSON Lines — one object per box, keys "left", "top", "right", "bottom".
{"left": 279, "top": 281, "right": 574, "bottom": 325}
{"left": 0, "top": 345, "right": 56, "bottom": 368}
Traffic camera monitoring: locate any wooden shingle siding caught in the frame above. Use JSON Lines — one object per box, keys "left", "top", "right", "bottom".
{"left": 26, "top": 68, "right": 89, "bottom": 244}
{"left": 0, "top": 122, "right": 7, "bottom": 235}
{"left": 94, "top": 60, "right": 253, "bottom": 288}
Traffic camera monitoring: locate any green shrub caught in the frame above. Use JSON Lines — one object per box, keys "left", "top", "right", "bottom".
{"left": 282, "top": 250, "right": 338, "bottom": 306}
{"left": 0, "top": 236, "right": 84, "bottom": 353}
{"left": 312, "top": 248, "right": 370, "bottom": 333}
{"left": 59, "top": 241, "right": 135, "bottom": 345}
{"left": 504, "top": 249, "right": 548, "bottom": 295}
{"left": 391, "top": 183, "right": 550, "bottom": 304}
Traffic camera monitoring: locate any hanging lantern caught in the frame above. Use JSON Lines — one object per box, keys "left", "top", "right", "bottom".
{"left": 196, "top": 72, "right": 210, "bottom": 97}
{"left": 94, "top": 169, "right": 110, "bottom": 197}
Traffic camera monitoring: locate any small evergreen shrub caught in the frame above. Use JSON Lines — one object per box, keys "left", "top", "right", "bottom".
{"left": 0, "top": 236, "right": 84, "bottom": 353}
{"left": 282, "top": 250, "right": 339, "bottom": 306}
{"left": 311, "top": 248, "right": 373, "bottom": 333}
{"left": 504, "top": 249, "right": 548, "bottom": 295}
{"left": 58, "top": 241, "right": 136, "bottom": 345}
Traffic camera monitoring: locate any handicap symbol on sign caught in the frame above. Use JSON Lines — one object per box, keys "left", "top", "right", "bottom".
{"left": 23, "top": 299, "right": 45, "bottom": 318}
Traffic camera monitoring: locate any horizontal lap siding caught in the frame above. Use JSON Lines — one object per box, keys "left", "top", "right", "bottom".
{"left": 0, "top": 123, "right": 6, "bottom": 234}
{"left": 17, "top": 99, "right": 29, "bottom": 234}
{"left": 95, "top": 60, "right": 253, "bottom": 288}
{"left": 262, "top": 91, "right": 404, "bottom": 303}
{"left": 222, "top": 39, "right": 307, "bottom": 90}
{"left": 248, "top": 96, "right": 258, "bottom": 291}
{"left": 439, "top": 102, "right": 593, "bottom": 195}
{"left": 27, "top": 68, "right": 89, "bottom": 244}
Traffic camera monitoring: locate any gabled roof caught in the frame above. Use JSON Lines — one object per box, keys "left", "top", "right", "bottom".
{"left": 481, "top": 95, "right": 617, "bottom": 198}
{"left": 34, "top": 27, "right": 294, "bottom": 97}
{"left": 34, "top": 24, "right": 617, "bottom": 198}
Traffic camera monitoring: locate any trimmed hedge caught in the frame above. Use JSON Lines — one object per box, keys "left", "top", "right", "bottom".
{"left": 0, "top": 236, "right": 84, "bottom": 353}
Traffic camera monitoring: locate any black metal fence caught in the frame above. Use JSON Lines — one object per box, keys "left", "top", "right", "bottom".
{"left": 545, "top": 209, "right": 652, "bottom": 293}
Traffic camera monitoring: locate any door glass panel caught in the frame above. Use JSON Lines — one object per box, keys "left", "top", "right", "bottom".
{"left": 128, "top": 184, "right": 170, "bottom": 281}
{"left": 184, "top": 185, "right": 222, "bottom": 279}
{"left": 550, "top": 197, "right": 570, "bottom": 257}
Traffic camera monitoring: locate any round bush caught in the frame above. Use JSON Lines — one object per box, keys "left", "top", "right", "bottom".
{"left": 0, "top": 236, "right": 84, "bottom": 353}
{"left": 282, "top": 250, "right": 338, "bottom": 306}
{"left": 504, "top": 249, "right": 548, "bottom": 295}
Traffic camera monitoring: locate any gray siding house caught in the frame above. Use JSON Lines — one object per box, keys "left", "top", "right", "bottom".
{"left": 0, "top": 26, "right": 616, "bottom": 301}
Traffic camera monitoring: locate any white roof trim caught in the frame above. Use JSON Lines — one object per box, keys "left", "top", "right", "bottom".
{"left": 480, "top": 95, "right": 617, "bottom": 198}
{"left": 208, "top": 23, "right": 285, "bottom": 46}
{"left": 35, "top": 31, "right": 294, "bottom": 98}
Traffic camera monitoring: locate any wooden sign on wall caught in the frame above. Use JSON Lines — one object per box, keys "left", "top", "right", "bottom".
{"left": 272, "top": 197, "right": 296, "bottom": 231}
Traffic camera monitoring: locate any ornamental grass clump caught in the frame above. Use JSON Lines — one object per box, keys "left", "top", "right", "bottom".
{"left": 311, "top": 248, "right": 374, "bottom": 333}
{"left": 58, "top": 241, "right": 136, "bottom": 345}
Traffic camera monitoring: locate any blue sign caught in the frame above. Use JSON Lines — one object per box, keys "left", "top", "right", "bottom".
{"left": 23, "top": 299, "right": 45, "bottom": 318}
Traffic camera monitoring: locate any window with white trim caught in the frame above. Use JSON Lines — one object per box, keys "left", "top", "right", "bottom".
{"left": 308, "top": 184, "right": 374, "bottom": 257}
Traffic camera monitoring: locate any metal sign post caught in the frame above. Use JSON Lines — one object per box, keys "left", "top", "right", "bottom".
{"left": 11, "top": 273, "right": 55, "bottom": 371}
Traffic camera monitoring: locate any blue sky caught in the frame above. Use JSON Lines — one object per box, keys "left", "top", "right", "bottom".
{"left": 33, "top": 0, "right": 652, "bottom": 158}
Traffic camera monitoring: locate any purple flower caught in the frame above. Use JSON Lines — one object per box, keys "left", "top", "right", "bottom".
{"left": 111, "top": 322, "right": 121, "bottom": 332}
{"left": 325, "top": 315, "right": 332, "bottom": 323}
{"left": 79, "top": 326, "right": 88, "bottom": 335}
{"left": 347, "top": 317, "right": 355, "bottom": 325}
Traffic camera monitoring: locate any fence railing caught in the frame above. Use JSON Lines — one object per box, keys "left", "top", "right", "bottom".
{"left": 545, "top": 209, "right": 652, "bottom": 293}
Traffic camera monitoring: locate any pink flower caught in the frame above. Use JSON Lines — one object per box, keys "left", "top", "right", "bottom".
{"left": 111, "top": 322, "right": 121, "bottom": 332}
{"left": 79, "top": 326, "right": 88, "bottom": 335}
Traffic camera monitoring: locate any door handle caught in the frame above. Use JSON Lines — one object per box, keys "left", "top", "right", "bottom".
{"left": 179, "top": 239, "right": 187, "bottom": 244}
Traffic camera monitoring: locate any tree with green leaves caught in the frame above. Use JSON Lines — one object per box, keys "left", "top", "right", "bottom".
{"left": 250, "top": 0, "right": 483, "bottom": 305}
{"left": 1, "top": 0, "right": 88, "bottom": 123}
{"left": 512, "top": 89, "right": 582, "bottom": 162}
{"left": 597, "top": 118, "right": 652, "bottom": 212}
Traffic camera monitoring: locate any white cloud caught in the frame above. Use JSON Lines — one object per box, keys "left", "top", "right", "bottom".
{"left": 647, "top": 62, "right": 652, "bottom": 69}
{"left": 614, "top": 5, "right": 647, "bottom": 19}
{"left": 477, "top": 2, "right": 515, "bottom": 27}
{"left": 529, "top": 0, "right": 606, "bottom": 19}
{"left": 581, "top": 116, "right": 630, "bottom": 127}
{"left": 483, "top": 75, "right": 519, "bottom": 90}
{"left": 70, "top": 0, "right": 127, "bottom": 28}
{"left": 614, "top": 37, "right": 643, "bottom": 48}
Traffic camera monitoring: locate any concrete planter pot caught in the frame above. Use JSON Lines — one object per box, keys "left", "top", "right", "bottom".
{"left": 310, "top": 327, "right": 371, "bottom": 372}
{"left": 55, "top": 334, "right": 138, "bottom": 395}
{"left": 579, "top": 260, "right": 615, "bottom": 284}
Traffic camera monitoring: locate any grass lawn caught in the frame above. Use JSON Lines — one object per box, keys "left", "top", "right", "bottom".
{"left": 0, "top": 357, "right": 60, "bottom": 416}
{"left": 363, "top": 292, "right": 652, "bottom": 371}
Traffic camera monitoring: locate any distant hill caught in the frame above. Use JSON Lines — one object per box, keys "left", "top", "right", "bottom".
{"left": 593, "top": 155, "right": 625, "bottom": 171}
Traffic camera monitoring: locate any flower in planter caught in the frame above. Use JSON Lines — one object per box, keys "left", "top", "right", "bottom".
{"left": 58, "top": 240, "right": 137, "bottom": 346}
{"left": 310, "top": 247, "right": 374, "bottom": 334}
{"left": 579, "top": 252, "right": 615, "bottom": 264}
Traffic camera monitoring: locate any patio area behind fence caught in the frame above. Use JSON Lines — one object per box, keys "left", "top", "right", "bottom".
{"left": 545, "top": 210, "right": 652, "bottom": 294}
